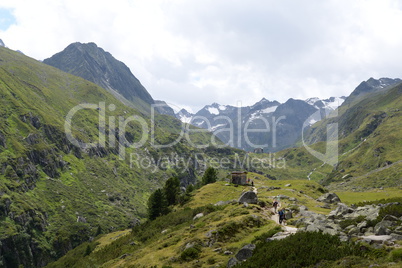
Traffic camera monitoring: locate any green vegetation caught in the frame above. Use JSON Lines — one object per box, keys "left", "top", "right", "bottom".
{"left": 0, "top": 46, "right": 242, "bottom": 266}
{"left": 201, "top": 166, "right": 218, "bottom": 185}
{"left": 237, "top": 232, "right": 362, "bottom": 268}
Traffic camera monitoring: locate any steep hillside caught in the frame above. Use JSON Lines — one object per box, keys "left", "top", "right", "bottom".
{"left": 299, "top": 78, "right": 402, "bottom": 190}
{"left": 0, "top": 46, "right": 240, "bottom": 267}
{"left": 43, "top": 42, "right": 155, "bottom": 113}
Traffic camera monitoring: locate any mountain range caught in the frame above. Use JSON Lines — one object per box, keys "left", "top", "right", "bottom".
{"left": 176, "top": 96, "right": 346, "bottom": 152}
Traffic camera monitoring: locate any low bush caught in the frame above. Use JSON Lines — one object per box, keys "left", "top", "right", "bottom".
{"left": 339, "top": 215, "right": 366, "bottom": 229}
{"left": 251, "top": 226, "right": 282, "bottom": 244}
{"left": 180, "top": 247, "right": 200, "bottom": 261}
{"left": 388, "top": 248, "right": 402, "bottom": 262}
{"left": 236, "top": 232, "right": 361, "bottom": 268}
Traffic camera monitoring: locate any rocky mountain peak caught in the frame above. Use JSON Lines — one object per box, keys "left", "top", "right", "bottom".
{"left": 350, "top": 77, "right": 401, "bottom": 99}
{"left": 43, "top": 42, "right": 155, "bottom": 112}
{"left": 0, "top": 39, "right": 5, "bottom": 47}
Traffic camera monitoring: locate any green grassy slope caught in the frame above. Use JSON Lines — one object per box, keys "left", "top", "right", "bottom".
{"left": 45, "top": 176, "right": 331, "bottom": 268}
{"left": 45, "top": 176, "right": 402, "bottom": 267}
{"left": 262, "top": 82, "right": 402, "bottom": 190}
{"left": 0, "top": 46, "right": 241, "bottom": 267}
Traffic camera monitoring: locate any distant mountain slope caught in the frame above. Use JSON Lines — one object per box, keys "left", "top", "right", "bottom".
{"left": 176, "top": 97, "right": 343, "bottom": 152}
{"left": 300, "top": 77, "right": 402, "bottom": 189}
{"left": 344, "top": 77, "right": 401, "bottom": 105}
{"left": 43, "top": 42, "right": 155, "bottom": 113}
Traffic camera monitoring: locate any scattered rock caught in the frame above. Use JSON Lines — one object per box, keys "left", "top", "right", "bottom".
{"left": 235, "top": 244, "right": 256, "bottom": 261}
{"left": 215, "top": 200, "right": 231, "bottom": 206}
{"left": 357, "top": 221, "right": 368, "bottom": 231}
{"left": 193, "top": 213, "right": 204, "bottom": 220}
{"left": 285, "top": 210, "right": 293, "bottom": 220}
{"left": 266, "top": 186, "right": 281, "bottom": 191}
{"left": 317, "top": 193, "right": 341, "bottom": 204}
{"left": 224, "top": 250, "right": 233, "bottom": 255}
{"left": 374, "top": 221, "right": 393, "bottom": 235}
{"left": 238, "top": 191, "right": 258, "bottom": 204}
{"left": 161, "top": 229, "right": 168, "bottom": 234}
{"left": 285, "top": 184, "right": 291, "bottom": 187}
{"left": 382, "top": 215, "right": 400, "bottom": 222}
{"left": 205, "top": 230, "right": 217, "bottom": 238}
{"left": 76, "top": 216, "right": 87, "bottom": 223}
{"left": 184, "top": 242, "right": 197, "bottom": 250}
{"left": 227, "top": 257, "right": 239, "bottom": 268}
{"left": 119, "top": 253, "right": 130, "bottom": 259}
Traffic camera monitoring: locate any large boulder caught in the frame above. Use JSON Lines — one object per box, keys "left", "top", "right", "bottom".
{"left": 328, "top": 203, "right": 354, "bottom": 219}
{"left": 235, "top": 244, "right": 256, "bottom": 261}
{"left": 227, "top": 257, "right": 239, "bottom": 268}
{"left": 238, "top": 191, "right": 258, "bottom": 204}
{"left": 374, "top": 220, "right": 394, "bottom": 235}
{"left": 346, "top": 205, "right": 380, "bottom": 221}
{"left": 317, "top": 193, "right": 341, "bottom": 204}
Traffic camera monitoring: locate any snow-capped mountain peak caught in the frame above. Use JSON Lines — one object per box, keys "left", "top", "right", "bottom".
{"left": 176, "top": 108, "right": 194, "bottom": 124}
{"left": 304, "top": 96, "right": 346, "bottom": 110}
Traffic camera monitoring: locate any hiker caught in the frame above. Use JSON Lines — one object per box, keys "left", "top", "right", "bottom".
{"left": 278, "top": 208, "right": 286, "bottom": 224}
{"left": 273, "top": 200, "right": 279, "bottom": 213}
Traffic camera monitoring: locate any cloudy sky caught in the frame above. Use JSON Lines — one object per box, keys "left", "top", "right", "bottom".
{"left": 1, "top": 0, "right": 402, "bottom": 112}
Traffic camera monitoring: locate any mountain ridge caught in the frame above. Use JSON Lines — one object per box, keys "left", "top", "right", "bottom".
{"left": 43, "top": 42, "right": 155, "bottom": 114}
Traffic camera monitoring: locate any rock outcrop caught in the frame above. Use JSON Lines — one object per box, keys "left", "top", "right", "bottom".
{"left": 295, "top": 202, "right": 402, "bottom": 246}
{"left": 317, "top": 192, "right": 341, "bottom": 204}
{"left": 238, "top": 191, "right": 258, "bottom": 204}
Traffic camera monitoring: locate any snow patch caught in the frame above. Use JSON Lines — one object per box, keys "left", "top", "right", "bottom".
{"left": 210, "top": 123, "right": 226, "bottom": 131}
{"left": 261, "top": 106, "right": 278, "bottom": 114}
{"left": 207, "top": 107, "right": 220, "bottom": 115}
{"left": 179, "top": 115, "right": 193, "bottom": 124}
{"left": 219, "top": 105, "right": 227, "bottom": 111}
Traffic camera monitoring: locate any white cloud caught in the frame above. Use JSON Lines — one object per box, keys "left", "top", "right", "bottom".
{"left": 1, "top": 0, "right": 402, "bottom": 112}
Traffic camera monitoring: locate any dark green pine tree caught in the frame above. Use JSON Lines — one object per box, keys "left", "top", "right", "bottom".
{"left": 202, "top": 167, "right": 218, "bottom": 185}
{"left": 163, "top": 177, "right": 181, "bottom": 206}
{"left": 147, "top": 189, "right": 169, "bottom": 220}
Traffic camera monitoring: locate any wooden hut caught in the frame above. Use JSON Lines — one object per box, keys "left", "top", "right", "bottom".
{"left": 231, "top": 171, "right": 248, "bottom": 185}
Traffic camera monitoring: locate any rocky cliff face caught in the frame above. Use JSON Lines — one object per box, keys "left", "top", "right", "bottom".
{"left": 43, "top": 42, "right": 155, "bottom": 113}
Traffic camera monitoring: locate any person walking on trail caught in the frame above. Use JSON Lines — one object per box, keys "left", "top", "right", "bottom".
{"left": 278, "top": 208, "right": 286, "bottom": 225}
{"left": 273, "top": 200, "right": 279, "bottom": 213}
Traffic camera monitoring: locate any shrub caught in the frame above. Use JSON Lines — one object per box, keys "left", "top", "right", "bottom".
{"left": 236, "top": 232, "right": 361, "bottom": 268}
{"left": 379, "top": 203, "right": 402, "bottom": 219}
{"left": 180, "top": 247, "right": 200, "bottom": 261}
{"left": 388, "top": 248, "right": 402, "bottom": 262}
{"left": 339, "top": 215, "right": 366, "bottom": 229}
{"left": 252, "top": 226, "right": 282, "bottom": 244}
{"left": 201, "top": 167, "right": 218, "bottom": 185}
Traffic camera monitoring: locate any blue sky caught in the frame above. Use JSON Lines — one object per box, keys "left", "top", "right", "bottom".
{"left": 0, "top": 8, "right": 15, "bottom": 31}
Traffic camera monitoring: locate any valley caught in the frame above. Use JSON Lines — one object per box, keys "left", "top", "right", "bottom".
{"left": 0, "top": 40, "right": 401, "bottom": 267}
